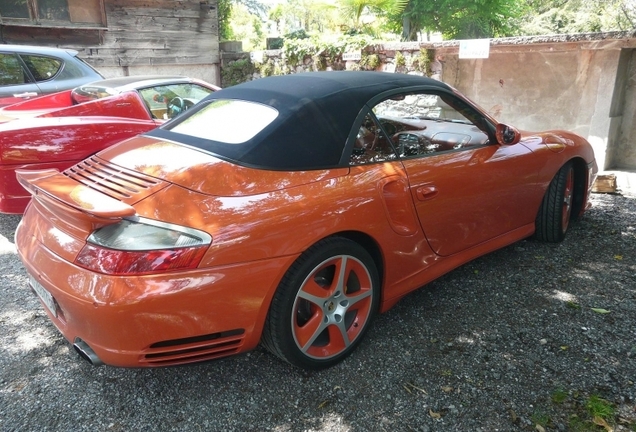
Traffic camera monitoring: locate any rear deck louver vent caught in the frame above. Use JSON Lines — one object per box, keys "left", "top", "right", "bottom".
{"left": 64, "top": 156, "right": 165, "bottom": 202}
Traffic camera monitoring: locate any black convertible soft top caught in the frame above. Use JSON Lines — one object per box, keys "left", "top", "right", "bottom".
{"left": 148, "top": 71, "right": 453, "bottom": 170}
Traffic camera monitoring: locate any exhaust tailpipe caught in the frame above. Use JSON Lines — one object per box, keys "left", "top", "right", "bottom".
{"left": 73, "top": 338, "right": 104, "bottom": 366}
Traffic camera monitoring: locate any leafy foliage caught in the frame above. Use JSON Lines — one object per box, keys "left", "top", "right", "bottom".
{"left": 267, "top": 38, "right": 285, "bottom": 49}
{"left": 339, "top": 0, "right": 408, "bottom": 30}
{"left": 259, "top": 59, "right": 277, "bottom": 77}
{"left": 360, "top": 53, "right": 380, "bottom": 70}
{"left": 224, "top": 0, "right": 636, "bottom": 53}
{"left": 269, "top": 0, "right": 340, "bottom": 36}
{"left": 285, "top": 29, "right": 310, "bottom": 40}
{"left": 221, "top": 57, "right": 256, "bottom": 87}
{"left": 519, "top": 0, "right": 636, "bottom": 34}
{"left": 218, "top": 0, "right": 268, "bottom": 42}
{"left": 383, "top": 0, "right": 635, "bottom": 40}
{"left": 218, "top": 0, "right": 234, "bottom": 41}
{"left": 230, "top": 3, "right": 268, "bottom": 50}
{"left": 281, "top": 33, "right": 374, "bottom": 67}
{"left": 383, "top": 0, "right": 524, "bottom": 40}
{"left": 237, "top": 0, "right": 269, "bottom": 18}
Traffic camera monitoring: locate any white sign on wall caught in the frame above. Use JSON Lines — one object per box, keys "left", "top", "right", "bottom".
{"left": 342, "top": 51, "right": 362, "bottom": 61}
{"left": 459, "top": 39, "right": 490, "bottom": 59}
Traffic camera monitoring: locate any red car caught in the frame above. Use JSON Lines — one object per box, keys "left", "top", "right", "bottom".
{"left": 15, "top": 72, "right": 597, "bottom": 370}
{"left": 0, "top": 76, "right": 219, "bottom": 214}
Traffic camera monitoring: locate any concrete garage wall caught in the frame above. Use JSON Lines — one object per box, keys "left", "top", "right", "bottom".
{"left": 435, "top": 37, "right": 636, "bottom": 173}
{"left": 607, "top": 49, "right": 636, "bottom": 170}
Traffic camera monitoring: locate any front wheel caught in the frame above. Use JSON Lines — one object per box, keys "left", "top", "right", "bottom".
{"left": 535, "top": 162, "right": 575, "bottom": 242}
{"left": 262, "top": 237, "right": 380, "bottom": 369}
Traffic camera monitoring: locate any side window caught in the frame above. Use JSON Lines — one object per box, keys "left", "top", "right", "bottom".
{"left": 372, "top": 92, "right": 490, "bottom": 159}
{"left": 139, "top": 84, "right": 214, "bottom": 120}
{"left": 349, "top": 113, "right": 398, "bottom": 165}
{"left": 20, "top": 55, "right": 62, "bottom": 82}
{"left": 0, "top": 53, "right": 27, "bottom": 85}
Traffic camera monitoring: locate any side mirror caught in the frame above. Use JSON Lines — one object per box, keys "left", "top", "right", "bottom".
{"left": 495, "top": 123, "right": 521, "bottom": 145}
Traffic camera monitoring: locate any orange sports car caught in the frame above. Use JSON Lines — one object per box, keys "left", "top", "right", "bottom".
{"left": 15, "top": 71, "right": 597, "bottom": 369}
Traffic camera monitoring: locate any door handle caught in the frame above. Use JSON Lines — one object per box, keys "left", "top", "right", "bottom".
{"left": 13, "top": 92, "right": 38, "bottom": 98}
{"left": 416, "top": 185, "right": 438, "bottom": 201}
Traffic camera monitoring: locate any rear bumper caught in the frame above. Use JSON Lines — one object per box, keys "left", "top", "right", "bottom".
{"left": 15, "top": 210, "right": 293, "bottom": 367}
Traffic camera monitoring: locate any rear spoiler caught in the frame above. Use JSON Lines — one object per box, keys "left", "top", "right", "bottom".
{"left": 16, "top": 169, "right": 135, "bottom": 223}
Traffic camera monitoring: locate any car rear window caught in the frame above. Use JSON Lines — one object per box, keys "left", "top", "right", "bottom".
{"left": 168, "top": 99, "right": 278, "bottom": 144}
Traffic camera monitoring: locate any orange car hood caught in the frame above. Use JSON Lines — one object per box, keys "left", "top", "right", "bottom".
{"left": 98, "top": 135, "right": 349, "bottom": 197}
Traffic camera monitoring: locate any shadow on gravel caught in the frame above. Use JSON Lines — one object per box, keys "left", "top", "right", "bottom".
{"left": 0, "top": 194, "right": 634, "bottom": 431}
{"left": 0, "top": 214, "right": 21, "bottom": 244}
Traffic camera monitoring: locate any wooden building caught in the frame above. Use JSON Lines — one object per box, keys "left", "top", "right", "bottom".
{"left": 0, "top": 0, "right": 220, "bottom": 85}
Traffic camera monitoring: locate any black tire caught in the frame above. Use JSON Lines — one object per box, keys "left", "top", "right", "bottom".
{"left": 535, "top": 162, "right": 575, "bottom": 242}
{"left": 261, "top": 237, "right": 380, "bottom": 369}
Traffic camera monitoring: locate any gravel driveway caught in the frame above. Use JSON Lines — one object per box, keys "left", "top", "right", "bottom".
{"left": 1, "top": 193, "right": 634, "bottom": 432}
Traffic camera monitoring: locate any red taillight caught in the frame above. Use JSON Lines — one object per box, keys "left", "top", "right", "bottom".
{"left": 75, "top": 217, "right": 212, "bottom": 275}
{"left": 76, "top": 243, "right": 208, "bottom": 276}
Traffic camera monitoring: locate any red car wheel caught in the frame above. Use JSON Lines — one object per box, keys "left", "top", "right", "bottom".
{"left": 262, "top": 237, "right": 379, "bottom": 369}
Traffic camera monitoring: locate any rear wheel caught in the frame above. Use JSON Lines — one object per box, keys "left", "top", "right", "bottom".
{"left": 262, "top": 237, "right": 379, "bottom": 369}
{"left": 535, "top": 162, "right": 575, "bottom": 242}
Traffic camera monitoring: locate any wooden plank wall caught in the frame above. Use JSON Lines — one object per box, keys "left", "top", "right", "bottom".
{"left": 89, "top": 0, "right": 219, "bottom": 68}
{"left": 0, "top": 26, "right": 103, "bottom": 46}
{"left": 0, "top": 0, "right": 219, "bottom": 68}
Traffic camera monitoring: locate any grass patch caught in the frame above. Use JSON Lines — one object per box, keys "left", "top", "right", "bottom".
{"left": 551, "top": 388, "right": 568, "bottom": 404}
{"left": 586, "top": 394, "right": 614, "bottom": 419}
{"left": 531, "top": 409, "right": 550, "bottom": 427}
{"left": 544, "top": 391, "right": 621, "bottom": 431}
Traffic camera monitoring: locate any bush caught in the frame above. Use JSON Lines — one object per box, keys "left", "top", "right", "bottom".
{"left": 284, "top": 29, "right": 310, "bottom": 40}
{"left": 221, "top": 57, "right": 255, "bottom": 87}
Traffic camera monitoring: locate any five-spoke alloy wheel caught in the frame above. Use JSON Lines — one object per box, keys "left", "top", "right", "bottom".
{"left": 262, "top": 237, "right": 379, "bottom": 369}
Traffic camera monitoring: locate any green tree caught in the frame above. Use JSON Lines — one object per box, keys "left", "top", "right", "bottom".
{"left": 269, "top": 4, "right": 285, "bottom": 33}
{"left": 386, "top": 0, "right": 525, "bottom": 40}
{"left": 231, "top": 3, "right": 266, "bottom": 50}
{"left": 272, "top": 0, "right": 339, "bottom": 34}
{"left": 218, "top": 0, "right": 234, "bottom": 41}
{"left": 339, "top": 0, "right": 408, "bottom": 31}
{"left": 218, "top": 0, "right": 268, "bottom": 41}
{"left": 520, "top": 0, "right": 636, "bottom": 34}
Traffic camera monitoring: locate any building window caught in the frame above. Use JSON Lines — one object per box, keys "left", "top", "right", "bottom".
{"left": 0, "top": 0, "right": 105, "bottom": 26}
